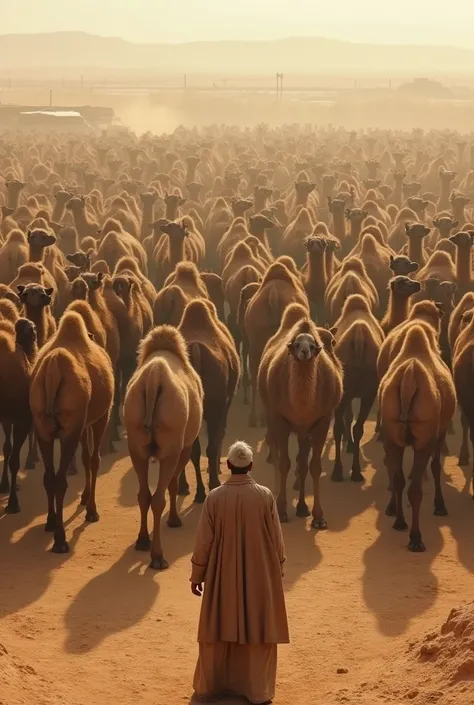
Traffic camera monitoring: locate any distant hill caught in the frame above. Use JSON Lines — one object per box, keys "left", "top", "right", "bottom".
{"left": 1, "top": 32, "right": 474, "bottom": 75}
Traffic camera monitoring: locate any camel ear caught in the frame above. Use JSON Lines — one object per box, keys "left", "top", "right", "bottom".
{"left": 435, "top": 302, "right": 445, "bottom": 317}
{"left": 97, "top": 272, "right": 104, "bottom": 284}
{"left": 44, "top": 287, "right": 54, "bottom": 296}
{"left": 27, "top": 229, "right": 32, "bottom": 241}
{"left": 17, "top": 285, "right": 25, "bottom": 294}
{"left": 405, "top": 222, "right": 410, "bottom": 233}
{"left": 410, "top": 262, "right": 419, "bottom": 272}
{"left": 329, "top": 326, "right": 338, "bottom": 337}
{"left": 87, "top": 332, "right": 95, "bottom": 341}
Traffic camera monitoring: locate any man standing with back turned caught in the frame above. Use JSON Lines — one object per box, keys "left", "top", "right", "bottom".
{"left": 190, "top": 440, "right": 289, "bottom": 705}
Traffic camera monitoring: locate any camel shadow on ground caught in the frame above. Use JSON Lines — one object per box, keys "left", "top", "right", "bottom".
{"left": 63, "top": 545, "right": 159, "bottom": 654}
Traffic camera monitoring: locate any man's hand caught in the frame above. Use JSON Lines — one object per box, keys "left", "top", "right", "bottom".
{"left": 191, "top": 583, "right": 203, "bottom": 597}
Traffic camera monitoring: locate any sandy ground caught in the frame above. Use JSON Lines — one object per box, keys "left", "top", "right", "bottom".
{"left": 1, "top": 395, "right": 474, "bottom": 705}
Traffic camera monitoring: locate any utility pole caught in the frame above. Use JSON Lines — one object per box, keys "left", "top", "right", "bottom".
{"left": 49, "top": 89, "right": 53, "bottom": 106}
{"left": 276, "top": 72, "right": 284, "bottom": 102}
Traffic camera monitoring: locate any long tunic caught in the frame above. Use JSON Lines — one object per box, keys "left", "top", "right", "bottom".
{"left": 190, "top": 473, "right": 289, "bottom": 645}
{"left": 190, "top": 474, "right": 289, "bottom": 703}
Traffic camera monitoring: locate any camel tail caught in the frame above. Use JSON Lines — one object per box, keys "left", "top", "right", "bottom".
{"left": 143, "top": 365, "right": 163, "bottom": 433}
{"left": 188, "top": 341, "right": 202, "bottom": 377}
{"left": 43, "top": 349, "right": 74, "bottom": 419}
{"left": 352, "top": 324, "right": 366, "bottom": 367}
{"left": 399, "top": 359, "right": 418, "bottom": 426}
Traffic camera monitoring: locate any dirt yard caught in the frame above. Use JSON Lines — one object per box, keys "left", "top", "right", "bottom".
{"left": 1, "top": 395, "right": 474, "bottom": 705}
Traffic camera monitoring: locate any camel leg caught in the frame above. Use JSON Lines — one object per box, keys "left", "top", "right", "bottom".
{"left": 110, "top": 366, "right": 122, "bottom": 442}
{"left": 85, "top": 414, "right": 108, "bottom": 522}
{"left": 168, "top": 450, "right": 190, "bottom": 529}
{"left": 150, "top": 455, "right": 180, "bottom": 569}
{"left": 80, "top": 428, "right": 91, "bottom": 507}
{"left": 386, "top": 442, "right": 406, "bottom": 529}
{"left": 295, "top": 435, "right": 311, "bottom": 518}
{"left": 207, "top": 411, "right": 227, "bottom": 491}
{"left": 6, "top": 422, "right": 29, "bottom": 514}
{"left": 178, "top": 461, "right": 191, "bottom": 496}
{"left": 0, "top": 422, "right": 12, "bottom": 494}
{"left": 38, "top": 437, "right": 56, "bottom": 532}
{"left": 310, "top": 415, "right": 332, "bottom": 530}
{"left": 130, "top": 449, "right": 151, "bottom": 551}
{"left": 53, "top": 432, "right": 82, "bottom": 553}
{"left": 272, "top": 421, "right": 291, "bottom": 522}
{"left": 241, "top": 336, "right": 250, "bottom": 406}
{"left": 407, "top": 446, "right": 433, "bottom": 552}
{"left": 25, "top": 428, "right": 39, "bottom": 470}
{"left": 248, "top": 356, "right": 259, "bottom": 427}
{"left": 459, "top": 411, "right": 470, "bottom": 466}
{"left": 190, "top": 437, "right": 206, "bottom": 504}
{"left": 332, "top": 396, "right": 349, "bottom": 482}
{"left": 344, "top": 404, "right": 354, "bottom": 453}
{"left": 432, "top": 435, "right": 448, "bottom": 517}
{"left": 351, "top": 392, "right": 376, "bottom": 482}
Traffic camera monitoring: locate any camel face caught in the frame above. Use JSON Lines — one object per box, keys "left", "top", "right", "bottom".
{"left": 449, "top": 231, "right": 474, "bottom": 247}
{"left": 112, "top": 276, "right": 132, "bottom": 298}
{"left": 305, "top": 236, "right": 327, "bottom": 255}
{"left": 405, "top": 222, "right": 431, "bottom": 240}
{"left": 390, "top": 276, "right": 421, "bottom": 297}
{"left": 66, "top": 251, "right": 90, "bottom": 271}
{"left": 389, "top": 255, "right": 418, "bottom": 276}
{"left": 17, "top": 283, "right": 53, "bottom": 308}
{"left": 81, "top": 272, "right": 103, "bottom": 291}
{"left": 15, "top": 317, "right": 37, "bottom": 351}
{"left": 288, "top": 333, "right": 322, "bottom": 362}
{"left": 27, "top": 230, "right": 56, "bottom": 248}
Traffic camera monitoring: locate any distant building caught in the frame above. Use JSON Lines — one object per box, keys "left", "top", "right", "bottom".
{"left": 398, "top": 78, "right": 453, "bottom": 98}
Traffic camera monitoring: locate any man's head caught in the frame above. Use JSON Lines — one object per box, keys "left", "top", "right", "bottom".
{"left": 227, "top": 441, "right": 253, "bottom": 475}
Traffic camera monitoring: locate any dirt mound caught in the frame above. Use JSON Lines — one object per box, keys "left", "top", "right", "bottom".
{"left": 334, "top": 603, "right": 474, "bottom": 705}
{"left": 0, "top": 642, "right": 60, "bottom": 705}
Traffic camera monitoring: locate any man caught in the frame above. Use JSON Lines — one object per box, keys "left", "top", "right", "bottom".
{"left": 190, "top": 440, "right": 289, "bottom": 705}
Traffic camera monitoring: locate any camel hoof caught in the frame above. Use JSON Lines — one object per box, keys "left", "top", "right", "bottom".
{"left": 296, "top": 501, "right": 310, "bottom": 518}
{"left": 194, "top": 490, "right": 206, "bottom": 504}
{"left": 311, "top": 518, "right": 327, "bottom": 530}
{"left": 85, "top": 510, "right": 100, "bottom": 523}
{"left": 278, "top": 511, "right": 289, "bottom": 523}
{"left": 434, "top": 505, "right": 448, "bottom": 517}
{"left": 5, "top": 500, "right": 20, "bottom": 514}
{"left": 67, "top": 465, "right": 78, "bottom": 477}
{"left": 178, "top": 483, "right": 190, "bottom": 497}
{"left": 385, "top": 501, "right": 396, "bottom": 517}
{"left": 350, "top": 471, "right": 364, "bottom": 483}
{"left": 458, "top": 453, "right": 469, "bottom": 467}
{"left": 24, "top": 459, "right": 36, "bottom": 470}
{"left": 392, "top": 518, "right": 408, "bottom": 531}
{"left": 167, "top": 516, "right": 182, "bottom": 529}
{"left": 135, "top": 535, "right": 151, "bottom": 551}
{"left": 149, "top": 556, "right": 169, "bottom": 570}
{"left": 292, "top": 477, "right": 300, "bottom": 491}
{"left": 52, "top": 540, "right": 70, "bottom": 554}
{"left": 408, "top": 538, "right": 426, "bottom": 553}
{"left": 331, "top": 467, "right": 344, "bottom": 482}
{"left": 0, "top": 479, "right": 10, "bottom": 494}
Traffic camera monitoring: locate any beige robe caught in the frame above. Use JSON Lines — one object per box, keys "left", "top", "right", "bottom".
{"left": 190, "top": 474, "right": 289, "bottom": 703}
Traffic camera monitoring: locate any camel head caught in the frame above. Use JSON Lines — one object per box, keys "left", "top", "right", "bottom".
{"left": 433, "top": 216, "right": 458, "bottom": 232}
{"left": 287, "top": 332, "right": 323, "bottom": 362}
{"left": 295, "top": 181, "right": 316, "bottom": 196}
{"left": 391, "top": 169, "right": 407, "bottom": 182}
{"left": 304, "top": 236, "right": 327, "bottom": 255}
{"left": 15, "top": 317, "right": 37, "bottom": 353}
{"left": 185, "top": 182, "right": 203, "bottom": 200}
{"left": 325, "top": 238, "right": 341, "bottom": 253}
{"left": 17, "top": 283, "right": 54, "bottom": 308}
{"left": 65, "top": 195, "right": 86, "bottom": 212}
{"left": 158, "top": 220, "right": 189, "bottom": 239}
{"left": 140, "top": 190, "right": 159, "bottom": 205}
{"left": 439, "top": 167, "right": 457, "bottom": 182}
{"left": 449, "top": 231, "right": 474, "bottom": 248}
{"left": 249, "top": 214, "right": 275, "bottom": 231}
{"left": 328, "top": 197, "right": 345, "bottom": 215}
{"left": 27, "top": 229, "right": 56, "bottom": 248}
{"left": 422, "top": 277, "right": 441, "bottom": 299}
{"left": 66, "top": 250, "right": 92, "bottom": 272}
{"left": 112, "top": 275, "right": 136, "bottom": 298}
{"left": 53, "top": 190, "right": 73, "bottom": 204}
{"left": 345, "top": 208, "right": 368, "bottom": 222}
{"left": 64, "top": 265, "right": 83, "bottom": 283}
{"left": 389, "top": 275, "right": 421, "bottom": 298}
{"left": 5, "top": 179, "right": 25, "bottom": 192}
{"left": 231, "top": 198, "right": 253, "bottom": 216}
{"left": 405, "top": 222, "right": 431, "bottom": 240}
{"left": 450, "top": 193, "right": 470, "bottom": 208}
{"left": 81, "top": 272, "right": 104, "bottom": 291}
{"left": 402, "top": 181, "right": 421, "bottom": 198}
{"left": 0, "top": 287, "right": 21, "bottom": 308}
{"left": 163, "top": 192, "right": 186, "bottom": 208}
{"left": 389, "top": 255, "right": 419, "bottom": 276}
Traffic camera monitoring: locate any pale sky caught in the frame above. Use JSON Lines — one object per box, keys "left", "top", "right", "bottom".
{"left": 3, "top": 0, "right": 474, "bottom": 47}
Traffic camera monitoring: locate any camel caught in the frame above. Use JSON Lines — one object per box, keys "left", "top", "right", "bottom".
{"left": 123, "top": 326, "right": 203, "bottom": 569}
{"left": 258, "top": 318, "right": 343, "bottom": 528}
{"left": 29, "top": 312, "right": 114, "bottom": 553}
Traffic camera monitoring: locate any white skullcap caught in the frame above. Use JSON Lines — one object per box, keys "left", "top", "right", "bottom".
{"left": 228, "top": 440, "right": 253, "bottom": 468}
